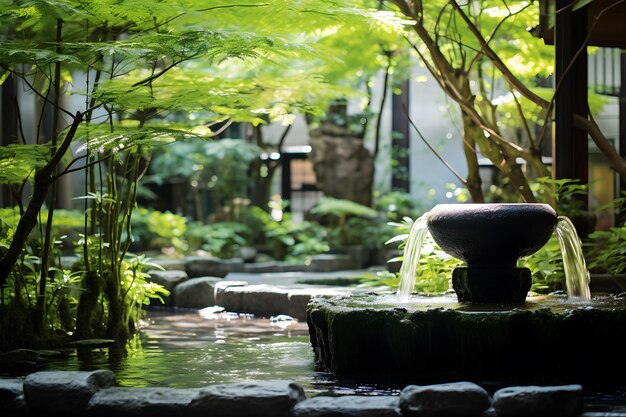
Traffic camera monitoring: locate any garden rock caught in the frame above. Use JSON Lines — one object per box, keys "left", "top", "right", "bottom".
{"left": 221, "top": 285, "right": 290, "bottom": 317}
{"left": 399, "top": 381, "right": 491, "bottom": 417}
{"left": 287, "top": 288, "right": 350, "bottom": 320}
{"left": 243, "top": 262, "right": 306, "bottom": 273}
{"left": 493, "top": 384, "right": 583, "bottom": 417}
{"left": 0, "top": 378, "right": 24, "bottom": 406}
{"left": 173, "top": 276, "right": 223, "bottom": 308}
{"left": 309, "top": 132, "right": 374, "bottom": 207}
{"left": 309, "top": 254, "right": 356, "bottom": 272}
{"left": 185, "top": 256, "right": 244, "bottom": 278}
{"left": 213, "top": 280, "right": 249, "bottom": 307}
{"left": 147, "top": 270, "right": 189, "bottom": 305}
{"left": 23, "top": 370, "right": 116, "bottom": 413}
{"left": 88, "top": 386, "right": 197, "bottom": 417}
{"left": 188, "top": 380, "right": 305, "bottom": 417}
{"left": 0, "top": 349, "right": 38, "bottom": 375}
{"left": 153, "top": 258, "right": 186, "bottom": 271}
{"left": 292, "top": 395, "right": 400, "bottom": 417}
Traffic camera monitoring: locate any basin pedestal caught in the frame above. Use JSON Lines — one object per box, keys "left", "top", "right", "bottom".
{"left": 452, "top": 267, "right": 532, "bottom": 304}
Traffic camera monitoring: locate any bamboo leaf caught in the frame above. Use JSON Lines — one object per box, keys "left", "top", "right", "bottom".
{"left": 573, "top": 0, "right": 594, "bottom": 11}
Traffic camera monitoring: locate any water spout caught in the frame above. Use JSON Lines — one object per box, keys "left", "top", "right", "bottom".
{"left": 396, "top": 205, "right": 590, "bottom": 304}
{"left": 397, "top": 216, "right": 429, "bottom": 301}
{"left": 556, "top": 216, "right": 591, "bottom": 300}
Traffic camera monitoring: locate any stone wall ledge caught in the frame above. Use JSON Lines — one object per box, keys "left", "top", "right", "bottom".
{"left": 0, "top": 371, "right": 608, "bottom": 417}
{"left": 165, "top": 275, "right": 352, "bottom": 319}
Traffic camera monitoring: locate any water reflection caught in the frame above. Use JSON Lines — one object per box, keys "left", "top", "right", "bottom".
{"left": 47, "top": 308, "right": 329, "bottom": 391}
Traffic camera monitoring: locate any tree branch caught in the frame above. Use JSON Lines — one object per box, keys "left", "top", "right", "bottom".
{"left": 403, "top": 103, "right": 467, "bottom": 185}
{"left": 131, "top": 54, "right": 199, "bottom": 87}
{"left": 0, "top": 111, "right": 83, "bottom": 287}
{"left": 574, "top": 114, "right": 626, "bottom": 181}
{"left": 448, "top": 0, "right": 550, "bottom": 109}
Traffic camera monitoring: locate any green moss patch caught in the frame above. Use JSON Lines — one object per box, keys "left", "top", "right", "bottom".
{"left": 307, "top": 294, "right": 626, "bottom": 385}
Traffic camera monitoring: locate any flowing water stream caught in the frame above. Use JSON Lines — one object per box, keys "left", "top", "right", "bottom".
{"left": 396, "top": 216, "right": 428, "bottom": 301}
{"left": 396, "top": 211, "right": 592, "bottom": 300}
{"left": 556, "top": 216, "right": 591, "bottom": 299}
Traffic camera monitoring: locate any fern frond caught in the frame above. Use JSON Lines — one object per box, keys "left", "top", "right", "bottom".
{"left": 0, "top": 144, "right": 51, "bottom": 184}
{"left": 74, "top": 122, "right": 206, "bottom": 155}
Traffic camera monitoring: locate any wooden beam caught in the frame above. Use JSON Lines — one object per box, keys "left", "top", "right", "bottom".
{"left": 391, "top": 79, "right": 410, "bottom": 193}
{"left": 553, "top": 0, "right": 589, "bottom": 209}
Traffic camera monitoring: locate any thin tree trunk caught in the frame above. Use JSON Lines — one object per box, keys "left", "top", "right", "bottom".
{"left": 462, "top": 124, "right": 484, "bottom": 203}
{"left": 0, "top": 112, "right": 82, "bottom": 288}
{"left": 462, "top": 113, "right": 537, "bottom": 202}
{"left": 34, "top": 18, "right": 64, "bottom": 332}
{"left": 374, "top": 52, "right": 392, "bottom": 156}
{"left": 250, "top": 124, "right": 291, "bottom": 211}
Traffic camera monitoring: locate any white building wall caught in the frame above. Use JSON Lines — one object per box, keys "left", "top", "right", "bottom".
{"left": 407, "top": 64, "right": 466, "bottom": 207}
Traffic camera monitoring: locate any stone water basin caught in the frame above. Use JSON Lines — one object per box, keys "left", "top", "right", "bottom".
{"left": 307, "top": 292, "right": 626, "bottom": 386}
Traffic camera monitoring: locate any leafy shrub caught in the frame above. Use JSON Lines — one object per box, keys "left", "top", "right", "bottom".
{"left": 310, "top": 196, "right": 378, "bottom": 246}
{"left": 359, "top": 217, "right": 460, "bottom": 294}
{"left": 250, "top": 208, "right": 330, "bottom": 261}
{"left": 586, "top": 222, "right": 626, "bottom": 276}
{"left": 0, "top": 207, "right": 84, "bottom": 252}
{"left": 184, "top": 221, "right": 250, "bottom": 258}
{"left": 521, "top": 236, "right": 566, "bottom": 294}
{"left": 130, "top": 208, "right": 188, "bottom": 254}
{"left": 374, "top": 191, "right": 421, "bottom": 221}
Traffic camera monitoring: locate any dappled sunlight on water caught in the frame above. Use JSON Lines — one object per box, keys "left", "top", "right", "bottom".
{"left": 45, "top": 308, "right": 330, "bottom": 390}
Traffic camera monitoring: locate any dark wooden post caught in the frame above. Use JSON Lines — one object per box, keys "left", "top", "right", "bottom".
{"left": 391, "top": 79, "right": 410, "bottom": 192}
{"left": 1, "top": 76, "right": 19, "bottom": 207}
{"left": 618, "top": 50, "right": 626, "bottom": 199}
{"left": 553, "top": 0, "right": 589, "bottom": 209}
{"left": 281, "top": 153, "right": 292, "bottom": 212}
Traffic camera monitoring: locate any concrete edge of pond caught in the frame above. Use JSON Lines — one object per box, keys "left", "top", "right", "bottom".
{"left": 2, "top": 370, "right": 619, "bottom": 417}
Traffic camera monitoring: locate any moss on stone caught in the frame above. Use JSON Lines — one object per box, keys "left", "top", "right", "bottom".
{"left": 307, "top": 295, "right": 626, "bottom": 385}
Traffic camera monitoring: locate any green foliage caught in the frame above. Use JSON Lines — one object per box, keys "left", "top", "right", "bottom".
{"left": 130, "top": 208, "right": 188, "bottom": 254}
{"left": 74, "top": 123, "right": 201, "bottom": 156}
{"left": 310, "top": 196, "right": 379, "bottom": 246}
{"left": 413, "top": 242, "right": 459, "bottom": 293}
{"left": 586, "top": 222, "right": 626, "bottom": 276}
{"left": 255, "top": 208, "right": 330, "bottom": 262}
{"left": 394, "top": 218, "right": 459, "bottom": 293}
{"left": 311, "top": 196, "right": 379, "bottom": 219}
{"left": 184, "top": 221, "right": 250, "bottom": 258}
{"left": 522, "top": 236, "right": 566, "bottom": 294}
{"left": 147, "top": 138, "right": 262, "bottom": 219}
{"left": 0, "top": 144, "right": 51, "bottom": 184}
{"left": 532, "top": 177, "right": 588, "bottom": 215}
{"left": 341, "top": 217, "right": 396, "bottom": 250}
{"left": 289, "top": 222, "right": 331, "bottom": 260}
{"left": 359, "top": 218, "right": 459, "bottom": 294}
{"left": 120, "top": 254, "right": 169, "bottom": 327}
{"left": 0, "top": 0, "right": 410, "bottom": 347}
{"left": 0, "top": 239, "right": 83, "bottom": 348}
{"left": 373, "top": 191, "right": 421, "bottom": 221}
{"left": 0, "top": 207, "right": 84, "bottom": 253}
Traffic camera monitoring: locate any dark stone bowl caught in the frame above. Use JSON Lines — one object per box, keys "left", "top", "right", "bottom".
{"left": 426, "top": 203, "right": 558, "bottom": 268}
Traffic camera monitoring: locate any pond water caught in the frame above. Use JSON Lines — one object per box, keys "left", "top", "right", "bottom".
{"left": 41, "top": 305, "right": 626, "bottom": 411}
{"left": 44, "top": 307, "right": 398, "bottom": 396}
